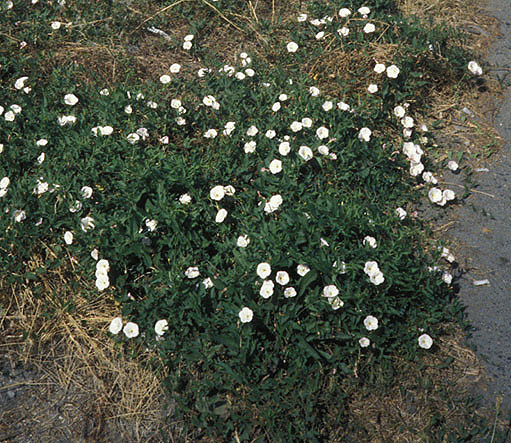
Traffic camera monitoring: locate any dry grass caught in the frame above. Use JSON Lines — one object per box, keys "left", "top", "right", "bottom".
{"left": 0, "top": 249, "right": 180, "bottom": 442}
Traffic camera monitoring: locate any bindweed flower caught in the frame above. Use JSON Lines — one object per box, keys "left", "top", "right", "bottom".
{"left": 215, "top": 208, "right": 228, "bottom": 223}
{"left": 81, "top": 186, "right": 93, "bottom": 199}
{"left": 265, "top": 129, "right": 276, "bottom": 139}
{"left": 155, "top": 319, "right": 169, "bottom": 336}
{"left": 279, "top": 141, "right": 291, "bottom": 156}
{"left": 316, "top": 126, "right": 329, "bottom": 139}
{"left": 290, "top": 121, "right": 303, "bottom": 132}
{"left": 297, "top": 264, "right": 310, "bottom": 276}
{"left": 96, "top": 274, "right": 109, "bottom": 291}
{"left": 145, "top": 219, "right": 158, "bottom": 231}
{"left": 322, "top": 285, "right": 339, "bottom": 298}
{"left": 443, "top": 189, "right": 455, "bottom": 201}
{"left": 301, "top": 118, "right": 312, "bottom": 128}
{"left": 363, "top": 315, "right": 379, "bottom": 331}
{"left": 297, "top": 13, "right": 308, "bottom": 22}
{"left": 210, "top": 185, "right": 225, "bottom": 201}
{"left": 447, "top": 160, "right": 459, "bottom": 171}
{"left": 318, "top": 145, "right": 329, "bottom": 156}
{"left": 80, "top": 216, "right": 95, "bottom": 232}
{"left": 203, "top": 277, "right": 214, "bottom": 289}
{"left": 257, "top": 262, "right": 272, "bottom": 279}
{"left": 185, "top": 266, "right": 199, "bottom": 279}
{"left": 339, "top": 8, "right": 351, "bottom": 17}
{"left": 64, "top": 231, "right": 73, "bottom": 245}
{"left": 442, "top": 271, "right": 453, "bottom": 285}
{"left": 91, "top": 249, "right": 99, "bottom": 261}
{"left": 358, "top": 127, "right": 371, "bottom": 142}
{"left": 260, "top": 280, "right": 274, "bottom": 298}
{"left": 359, "top": 337, "right": 370, "bottom": 347}
{"left": 237, "top": 235, "right": 250, "bottom": 248}
{"left": 468, "top": 61, "right": 482, "bottom": 76}
{"left": 418, "top": 334, "right": 433, "bottom": 349}
{"left": 309, "top": 86, "right": 320, "bottom": 97}
{"left": 386, "top": 65, "right": 400, "bottom": 78}
{"left": 401, "top": 116, "right": 414, "bottom": 128}
{"left": 396, "top": 207, "right": 407, "bottom": 220}
{"left": 170, "top": 63, "right": 181, "bottom": 73}
{"left": 369, "top": 271, "right": 385, "bottom": 285}
{"left": 264, "top": 194, "right": 283, "bottom": 213}
{"left": 428, "top": 187, "right": 443, "bottom": 204}
{"left": 329, "top": 296, "right": 344, "bottom": 310}
{"left": 363, "top": 236, "right": 377, "bottom": 248}
{"left": 358, "top": 6, "right": 371, "bottom": 15}
{"left": 246, "top": 125, "right": 258, "bottom": 136}
{"left": 179, "top": 193, "right": 192, "bottom": 205}
{"left": 287, "top": 41, "right": 298, "bottom": 52}
{"left": 244, "top": 141, "right": 257, "bottom": 153}
{"left": 284, "top": 287, "right": 297, "bottom": 298}
{"left": 109, "top": 317, "right": 123, "bottom": 334}
{"left": 368, "top": 84, "right": 378, "bottom": 94}
{"left": 239, "top": 307, "right": 253, "bottom": 323}
{"left": 322, "top": 101, "right": 333, "bottom": 111}
{"left": 394, "top": 105, "right": 406, "bottom": 118}
{"left": 64, "top": 93, "right": 79, "bottom": 106}
{"left": 269, "top": 159, "right": 282, "bottom": 174}
{"left": 160, "top": 74, "right": 171, "bottom": 84}
{"left": 123, "top": 322, "right": 139, "bottom": 338}
{"left": 13, "top": 210, "right": 26, "bottom": 222}
{"left": 14, "top": 76, "right": 29, "bottom": 90}
{"left": 57, "top": 115, "right": 76, "bottom": 126}
{"left": 374, "top": 63, "right": 385, "bottom": 74}
{"left": 338, "top": 27, "right": 350, "bottom": 36}
{"left": 275, "top": 271, "right": 290, "bottom": 286}
{"left": 363, "top": 23, "right": 375, "bottom": 33}
{"left": 204, "top": 129, "right": 217, "bottom": 138}
{"left": 298, "top": 145, "right": 313, "bottom": 161}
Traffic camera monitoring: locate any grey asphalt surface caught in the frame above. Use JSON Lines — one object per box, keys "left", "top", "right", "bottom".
{"left": 446, "top": 0, "right": 511, "bottom": 411}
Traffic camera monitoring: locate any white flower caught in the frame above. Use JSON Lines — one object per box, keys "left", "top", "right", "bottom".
{"left": 422, "top": 171, "right": 437, "bottom": 184}
{"left": 401, "top": 116, "right": 414, "bottom": 128}
{"left": 37, "top": 152, "right": 45, "bottom": 164}
{"left": 10, "top": 104, "right": 21, "bottom": 114}
{"left": 197, "top": 68, "right": 209, "bottom": 77}
{"left": 146, "top": 100, "right": 158, "bottom": 109}
{"left": 364, "top": 315, "right": 378, "bottom": 331}
{"left": 203, "top": 277, "right": 214, "bottom": 288}
{"left": 260, "top": 280, "right": 274, "bottom": 298}
{"left": 80, "top": 216, "right": 95, "bottom": 232}
{"left": 297, "top": 13, "right": 308, "bottom": 22}
{"left": 176, "top": 117, "right": 186, "bottom": 125}
{"left": 443, "top": 189, "right": 455, "bottom": 201}
{"left": 247, "top": 125, "right": 258, "bottom": 136}
{"left": 315, "top": 31, "right": 325, "bottom": 40}
{"left": 447, "top": 160, "right": 458, "bottom": 171}
{"left": 269, "top": 159, "right": 282, "bottom": 174}
{"left": 297, "top": 264, "right": 310, "bottom": 276}
{"left": 287, "top": 41, "right": 298, "bottom": 52}
{"left": 64, "top": 93, "right": 79, "bottom": 106}
{"left": 239, "top": 307, "right": 254, "bottom": 323}
{"left": 428, "top": 187, "right": 443, "bottom": 203}
{"left": 322, "top": 285, "right": 339, "bottom": 298}
{"left": 358, "top": 6, "right": 371, "bottom": 15}
{"left": 418, "top": 334, "right": 433, "bottom": 349}
{"left": 96, "top": 259, "right": 110, "bottom": 273}
{"left": 185, "top": 266, "right": 199, "bottom": 279}
{"left": 235, "top": 71, "right": 246, "bottom": 80}
{"left": 298, "top": 145, "right": 313, "bottom": 161}
{"left": 14, "top": 76, "right": 29, "bottom": 90}
{"left": 279, "top": 94, "right": 288, "bottom": 101}
{"left": 393, "top": 105, "right": 405, "bottom": 118}
{"left": 183, "top": 41, "right": 192, "bottom": 50}
{"left": 363, "top": 236, "right": 377, "bottom": 248}
{"left": 109, "top": 317, "right": 123, "bottom": 334}
{"left": 290, "top": 121, "right": 303, "bottom": 132}
{"left": 99, "top": 88, "right": 109, "bottom": 96}
{"left": 13, "top": 210, "right": 26, "bottom": 222}
{"left": 155, "top": 319, "right": 169, "bottom": 336}
{"left": 69, "top": 200, "right": 82, "bottom": 213}
{"left": 322, "top": 101, "right": 333, "bottom": 112}
{"left": 339, "top": 8, "right": 351, "bottom": 17}
{"left": 257, "top": 262, "right": 272, "bottom": 279}
{"left": 36, "top": 138, "right": 48, "bottom": 147}
{"left": 160, "top": 136, "right": 169, "bottom": 144}
{"left": 329, "top": 296, "right": 344, "bottom": 310}
{"left": 79, "top": 186, "right": 92, "bottom": 199}
{"left": 264, "top": 194, "right": 283, "bottom": 213}
{"left": 91, "top": 249, "right": 99, "bottom": 261}
{"left": 244, "top": 141, "right": 257, "bottom": 153}
{"left": 51, "top": 21, "right": 62, "bottom": 30}
{"left": 210, "top": 185, "right": 225, "bottom": 201}
{"left": 468, "top": 61, "right": 482, "bottom": 76}
{"left": 442, "top": 271, "right": 453, "bottom": 285}
{"left": 359, "top": 337, "right": 370, "bottom": 347}
{"left": 4, "top": 110, "right": 15, "bottom": 121}
{"left": 364, "top": 261, "right": 380, "bottom": 276}
{"left": 309, "top": 86, "right": 320, "bottom": 97}
{"left": 160, "top": 74, "right": 171, "bottom": 84}
{"left": 237, "top": 235, "right": 250, "bottom": 248}
{"left": 265, "top": 129, "right": 276, "bottom": 139}
{"left": 64, "top": 231, "right": 73, "bottom": 245}
{"left": 170, "top": 63, "right": 181, "bottom": 73}
{"left": 337, "top": 101, "right": 350, "bottom": 111}
{"left": 369, "top": 271, "right": 385, "bottom": 285}
{"left": 386, "top": 65, "right": 400, "bottom": 78}
{"left": 396, "top": 207, "right": 407, "bottom": 220}
{"left": 275, "top": 271, "right": 290, "bottom": 285}
{"left": 284, "top": 287, "right": 297, "bottom": 298}
{"left": 272, "top": 102, "right": 281, "bottom": 112}
{"left": 410, "top": 161, "right": 424, "bottom": 177}
{"left": 145, "top": 219, "right": 158, "bottom": 232}
{"left": 34, "top": 180, "right": 49, "bottom": 195}
{"left": 0, "top": 177, "right": 10, "bottom": 190}
{"left": 316, "top": 126, "right": 329, "bottom": 140}
{"left": 279, "top": 141, "right": 291, "bottom": 156}
{"left": 127, "top": 133, "right": 140, "bottom": 144}
{"left": 124, "top": 105, "right": 133, "bottom": 114}
{"left": 123, "top": 322, "right": 139, "bottom": 338}
{"left": 358, "top": 127, "right": 371, "bottom": 142}
{"left": 179, "top": 193, "right": 192, "bottom": 205}
{"left": 301, "top": 117, "right": 312, "bottom": 128}
{"left": 363, "top": 23, "right": 375, "bottom": 33}
{"left": 96, "top": 274, "right": 109, "bottom": 291}
{"left": 57, "top": 115, "right": 77, "bottom": 126}
{"left": 368, "top": 84, "right": 378, "bottom": 94}
{"left": 374, "top": 63, "right": 386, "bottom": 74}
{"left": 338, "top": 27, "right": 350, "bottom": 37}
{"left": 100, "top": 126, "right": 113, "bottom": 135}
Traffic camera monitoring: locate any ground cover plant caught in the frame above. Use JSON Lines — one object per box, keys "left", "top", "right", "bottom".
{"left": 0, "top": 0, "right": 506, "bottom": 440}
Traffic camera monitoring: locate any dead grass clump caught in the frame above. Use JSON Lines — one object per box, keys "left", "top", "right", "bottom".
{"left": 0, "top": 250, "right": 180, "bottom": 442}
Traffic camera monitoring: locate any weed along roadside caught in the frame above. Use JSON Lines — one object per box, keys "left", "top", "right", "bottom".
{"left": 0, "top": 0, "right": 509, "bottom": 441}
